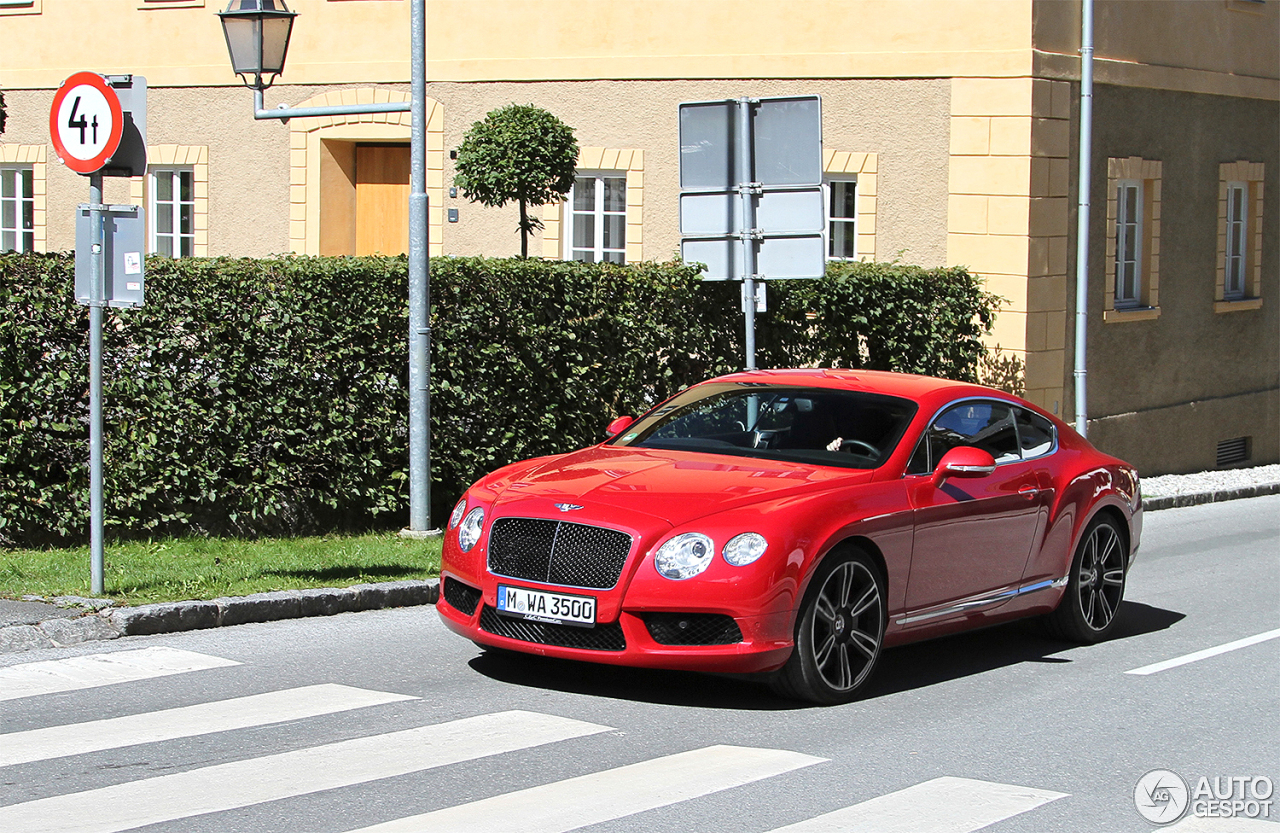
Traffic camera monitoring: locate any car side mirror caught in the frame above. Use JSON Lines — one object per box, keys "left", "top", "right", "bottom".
{"left": 932, "top": 446, "right": 997, "bottom": 486}
{"left": 606, "top": 415, "right": 635, "bottom": 437}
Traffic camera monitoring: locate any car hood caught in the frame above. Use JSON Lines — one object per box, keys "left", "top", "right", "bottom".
{"left": 482, "top": 445, "right": 874, "bottom": 529}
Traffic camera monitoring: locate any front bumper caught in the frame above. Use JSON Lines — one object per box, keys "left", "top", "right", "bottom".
{"left": 437, "top": 572, "right": 794, "bottom": 675}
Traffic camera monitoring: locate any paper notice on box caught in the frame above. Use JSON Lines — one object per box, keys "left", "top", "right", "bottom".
{"left": 124, "top": 252, "right": 142, "bottom": 275}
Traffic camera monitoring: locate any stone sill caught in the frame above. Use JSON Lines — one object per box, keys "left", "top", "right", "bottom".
{"left": 1104, "top": 306, "right": 1161, "bottom": 323}
{"left": 1215, "top": 298, "right": 1264, "bottom": 313}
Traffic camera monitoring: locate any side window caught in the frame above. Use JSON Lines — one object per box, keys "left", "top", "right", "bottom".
{"left": 927, "top": 401, "right": 1020, "bottom": 467}
{"left": 1014, "top": 407, "right": 1056, "bottom": 459}
{"left": 907, "top": 436, "right": 931, "bottom": 475}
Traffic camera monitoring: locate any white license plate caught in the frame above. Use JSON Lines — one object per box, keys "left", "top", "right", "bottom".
{"left": 496, "top": 585, "right": 597, "bottom": 628}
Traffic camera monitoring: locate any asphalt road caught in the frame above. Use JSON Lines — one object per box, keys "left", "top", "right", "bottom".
{"left": 2, "top": 496, "right": 1277, "bottom": 833}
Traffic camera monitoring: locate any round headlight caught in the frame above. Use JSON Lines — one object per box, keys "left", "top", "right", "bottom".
{"left": 722, "top": 532, "right": 767, "bottom": 566}
{"left": 458, "top": 507, "right": 485, "bottom": 552}
{"left": 654, "top": 533, "right": 715, "bottom": 580}
{"left": 448, "top": 498, "right": 467, "bottom": 530}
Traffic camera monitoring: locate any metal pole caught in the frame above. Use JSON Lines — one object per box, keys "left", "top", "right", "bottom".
{"left": 88, "top": 174, "right": 105, "bottom": 595}
{"left": 407, "top": 0, "right": 433, "bottom": 530}
{"left": 251, "top": 87, "right": 408, "bottom": 121}
{"left": 737, "top": 97, "right": 758, "bottom": 371}
{"left": 1073, "top": 0, "right": 1094, "bottom": 436}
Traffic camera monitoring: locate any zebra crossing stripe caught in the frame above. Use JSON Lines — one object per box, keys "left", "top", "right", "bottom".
{"left": 0, "top": 647, "right": 239, "bottom": 702}
{"left": 346, "top": 744, "right": 827, "bottom": 833}
{"left": 762, "top": 776, "right": 1067, "bottom": 832}
{"left": 0, "top": 710, "right": 611, "bottom": 833}
{"left": 0, "top": 684, "right": 417, "bottom": 768}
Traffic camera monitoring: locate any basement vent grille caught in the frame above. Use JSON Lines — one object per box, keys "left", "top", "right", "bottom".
{"left": 1216, "top": 436, "right": 1250, "bottom": 468}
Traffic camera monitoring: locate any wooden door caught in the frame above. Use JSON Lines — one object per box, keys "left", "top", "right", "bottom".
{"left": 355, "top": 145, "right": 410, "bottom": 255}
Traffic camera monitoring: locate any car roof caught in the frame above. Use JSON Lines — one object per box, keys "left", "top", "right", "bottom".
{"left": 707, "top": 368, "right": 1002, "bottom": 405}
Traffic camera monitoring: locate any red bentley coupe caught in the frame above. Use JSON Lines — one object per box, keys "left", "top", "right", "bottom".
{"left": 438, "top": 369, "right": 1142, "bottom": 704}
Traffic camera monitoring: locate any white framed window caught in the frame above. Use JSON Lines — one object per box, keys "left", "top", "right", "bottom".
{"left": 825, "top": 177, "right": 858, "bottom": 261}
{"left": 149, "top": 167, "right": 196, "bottom": 257}
{"left": 566, "top": 172, "right": 626, "bottom": 264}
{"left": 0, "top": 165, "right": 34, "bottom": 253}
{"left": 1114, "top": 180, "right": 1143, "bottom": 307}
{"left": 1224, "top": 181, "right": 1247, "bottom": 300}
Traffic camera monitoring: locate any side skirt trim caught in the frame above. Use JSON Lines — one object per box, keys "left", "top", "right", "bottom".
{"left": 895, "top": 576, "right": 1068, "bottom": 626}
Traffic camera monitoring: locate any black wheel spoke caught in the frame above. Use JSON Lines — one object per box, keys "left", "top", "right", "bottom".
{"left": 1096, "top": 589, "right": 1115, "bottom": 625}
{"left": 849, "top": 584, "right": 878, "bottom": 618}
{"left": 848, "top": 627, "right": 878, "bottom": 659}
{"left": 813, "top": 632, "right": 837, "bottom": 667}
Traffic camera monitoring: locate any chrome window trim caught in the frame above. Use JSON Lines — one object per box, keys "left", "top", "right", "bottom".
{"left": 903, "top": 395, "right": 1059, "bottom": 476}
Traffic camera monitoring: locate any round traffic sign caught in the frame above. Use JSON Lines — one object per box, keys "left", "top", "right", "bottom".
{"left": 49, "top": 72, "right": 124, "bottom": 175}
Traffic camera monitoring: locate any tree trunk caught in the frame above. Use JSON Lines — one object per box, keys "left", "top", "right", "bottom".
{"left": 519, "top": 199, "right": 529, "bottom": 258}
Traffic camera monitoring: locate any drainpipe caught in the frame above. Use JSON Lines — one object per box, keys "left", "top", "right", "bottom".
{"left": 1073, "top": 0, "right": 1094, "bottom": 436}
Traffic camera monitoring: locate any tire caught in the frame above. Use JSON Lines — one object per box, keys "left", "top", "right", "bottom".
{"left": 771, "top": 549, "right": 886, "bottom": 705}
{"left": 1045, "top": 514, "right": 1127, "bottom": 643}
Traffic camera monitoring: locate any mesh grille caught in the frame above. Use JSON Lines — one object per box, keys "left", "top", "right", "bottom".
{"left": 479, "top": 605, "right": 626, "bottom": 651}
{"left": 642, "top": 613, "right": 743, "bottom": 646}
{"left": 488, "top": 518, "right": 632, "bottom": 590}
{"left": 442, "top": 577, "right": 481, "bottom": 616}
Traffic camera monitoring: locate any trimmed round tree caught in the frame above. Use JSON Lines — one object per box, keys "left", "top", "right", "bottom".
{"left": 453, "top": 104, "right": 579, "bottom": 258}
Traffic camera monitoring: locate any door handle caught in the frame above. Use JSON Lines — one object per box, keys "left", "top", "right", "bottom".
{"left": 1018, "top": 486, "right": 1039, "bottom": 499}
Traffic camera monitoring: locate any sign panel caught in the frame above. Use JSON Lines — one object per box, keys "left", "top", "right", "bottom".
{"left": 680, "top": 189, "right": 825, "bottom": 237}
{"left": 678, "top": 95, "right": 824, "bottom": 282}
{"left": 682, "top": 234, "right": 825, "bottom": 281}
{"left": 679, "top": 96, "right": 822, "bottom": 192}
{"left": 679, "top": 100, "right": 738, "bottom": 191}
{"left": 75, "top": 205, "right": 146, "bottom": 307}
{"left": 103, "top": 75, "right": 148, "bottom": 178}
{"left": 752, "top": 96, "right": 823, "bottom": 187}
{"left": 49, "top": 73, "right": 124, "bottom": 175}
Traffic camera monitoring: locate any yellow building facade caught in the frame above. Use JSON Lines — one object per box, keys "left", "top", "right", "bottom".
{"left": 1, "top": 0, "right": 1276, "bottom": 474}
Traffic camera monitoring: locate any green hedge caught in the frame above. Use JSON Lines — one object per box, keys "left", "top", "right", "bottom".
{"left": 0, "top": 253, "right": 997, "bottom": 547}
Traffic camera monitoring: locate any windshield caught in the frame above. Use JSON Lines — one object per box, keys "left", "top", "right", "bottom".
{"left": 610, "top": 383, "right": 917, "bottom": 469}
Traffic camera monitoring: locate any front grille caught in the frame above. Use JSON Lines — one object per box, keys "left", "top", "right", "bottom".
{"left": 642, "top": 613, "right": 743, "bottom": 646}
{"left": 442, "top": 577, "right": 481, "bottom": 616}
{"left": 479, "top": 605, "right": 626, "bottom": 651}
{"left": 488, "top": 518, "right": 632, "bottom": 590}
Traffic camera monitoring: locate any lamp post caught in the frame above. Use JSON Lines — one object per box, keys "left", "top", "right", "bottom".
{"left": 218, "top": 0, "right": 435, "bottom": 534}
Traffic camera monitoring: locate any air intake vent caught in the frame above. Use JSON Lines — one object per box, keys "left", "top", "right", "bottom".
{"left": 1216, "top": 436, "right": 1250, "bottom": 468}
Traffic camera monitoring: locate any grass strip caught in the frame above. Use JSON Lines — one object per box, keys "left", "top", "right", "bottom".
{"left": 0, "top": 532, "right": 442, "bottom": 606}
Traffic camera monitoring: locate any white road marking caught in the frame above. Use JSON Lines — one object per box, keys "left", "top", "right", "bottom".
{"left": 0, "top": 646, "right": 240, "bottom": 702}
{"left": 1125, "top": 627, "right": 1280, "bottom": 675}
{"left": 0, "top": 710, "right": 611, "bottom": 833}
{"left": 763, "top": 776, "right": 1068, "bottom": 833}
{"left": 346, "top": 745, "right": 826, "bottom": 833}
{"left": 0, "top": 684, "right": 417, "bottom": 767}
{"left": 1166, "top": 817, "right": 1280, "bottom": 831}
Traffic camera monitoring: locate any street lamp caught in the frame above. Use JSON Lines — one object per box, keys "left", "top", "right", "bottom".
{"left": 216, "top": 0, "right": 436, "bottom": 535}
{"left": 217, "top": 0, "right": 297, "bottom": 92}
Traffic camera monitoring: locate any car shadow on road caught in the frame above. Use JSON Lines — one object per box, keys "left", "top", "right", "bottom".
{"left": 468, "top": 651, "right": 803, "bottom": 710}
{"left": 467, "top": 600, "right": 1184, "bottom": 710}
{"left": 859, "top": 600, "right": 1185, "bottom": 700}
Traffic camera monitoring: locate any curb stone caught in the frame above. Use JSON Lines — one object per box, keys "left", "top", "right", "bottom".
{"left": 0, "top": 579, "right": 439, "bottom": 655}
{"left": 1142, "top": 481, "right": 1280, "bottom": 511}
